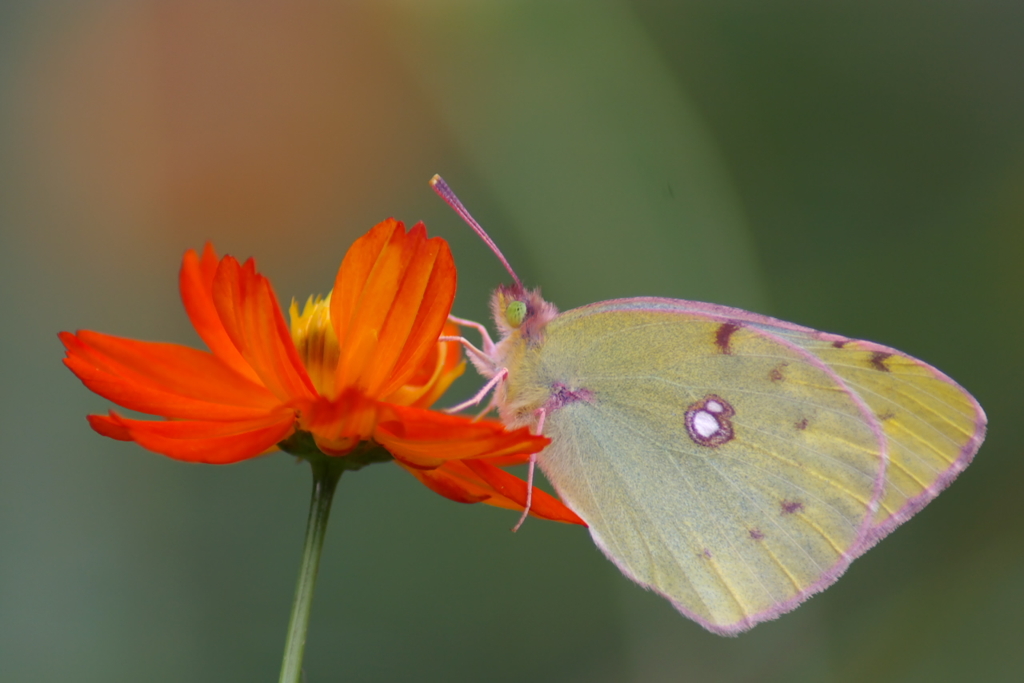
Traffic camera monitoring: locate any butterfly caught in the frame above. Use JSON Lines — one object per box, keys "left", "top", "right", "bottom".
{"left": 429, "top": 175, "right": 986, "bottom": 635}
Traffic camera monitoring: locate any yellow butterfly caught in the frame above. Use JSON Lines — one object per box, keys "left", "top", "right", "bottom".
{"left": 431, "top": 175, "right": 986, "bottom": 635}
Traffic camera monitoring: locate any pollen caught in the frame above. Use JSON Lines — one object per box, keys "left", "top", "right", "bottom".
{"left": 290, "top": 293, "right": 340, "bottom": 397}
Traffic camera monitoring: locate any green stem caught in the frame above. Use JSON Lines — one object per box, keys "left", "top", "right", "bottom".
{"left": 278, "top": 456, "right": 344, "bottom": 683}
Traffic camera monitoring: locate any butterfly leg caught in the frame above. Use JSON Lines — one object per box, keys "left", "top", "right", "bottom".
{"left": 472, "top": 393, "right": 499, "bottom": 421}
{"left": 448, "top": 314, "right": 497, "bottom": 357}
{"left": 511, "top": 408, "right": 547, "bottom": 533}
{"left": 438, "top": 334, "right": 495, "bottom": 373}
{"left": 444, "top": 367, "right": 509, "bottom": 414}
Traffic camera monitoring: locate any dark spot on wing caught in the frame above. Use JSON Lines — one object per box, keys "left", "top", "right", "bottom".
{"left": 769, "top": 362, "right": 788, "bottom": 382}
{"left": 702, "top": 548, "right": 713, "bottom": 559}
{"left": 870, "top": 351, "right": 893, "bottom": 372}
{"left": 832, "top": 340, "right": 848, "bottom": 349}
{"left": 715, "top": 322, "right": 740, "bottom": 355}
{"left": 544, "top": 383, "right": 595, "bottom": 413}
{"left": 878, "top": 410, "right": 896, "bottom": 422}
{"left": 795, "top": 418, "right": 809, "bottom": 430}
{"left": 749, "top": 529, "right": 764, "bottom": 541}
{"left": 781, "top": 500, "right": 804, "bottom": 515}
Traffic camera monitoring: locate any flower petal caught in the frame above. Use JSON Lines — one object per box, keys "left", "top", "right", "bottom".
{"left": 60, "top": 331, "right": 282, "bottom": 420}
{"left": 294, "top": 389, "right": 380, "bottom": 456}
{"left": 100, "top": 410, "right": 296, "bottom": 464}
{"left": 373, "top": 225, "right": 457, "bottom": 396}
{"left": 398, "top": 460, "right": 585, "bottom": 525}
{"left": 461, "top": 458, "right": 586, "bottom": 525}
{"left": 331, "top": 220, "right": 456, "bottom": 398}
{"left": 398, "top": 460, "right": 492, "bottom": 504}
{"left": 470, "top": 453, "right": 533, "bottom": 467}
{"left": 213, "top": 256, "right": 317, "bottom": 403}
{"left": 180, "top": 243, "right": 262, "bottom": 384}
{"left": 384, "top": 322, "right": 465, "bottom": 409}
{"left": 88, "top": 412, "right": 132, "bottom": 440}
{"left": 374, "top": 404, "right": 550, "bottom": 469}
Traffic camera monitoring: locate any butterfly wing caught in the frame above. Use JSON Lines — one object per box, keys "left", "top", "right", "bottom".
{"left": 759, "top": 331, "right": 985, "bottom": 546}
{"left": 573, "top": 299, "right": 987, "bottom": 547}
{"left": 503, "top": 299, "right": 984, "bottom": 634}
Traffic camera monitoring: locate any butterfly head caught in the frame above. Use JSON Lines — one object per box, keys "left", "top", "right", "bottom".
{"left": 492, "top": 283, "right": 559, "bottom": 344}
{"left": 428, "top": 175, "right": 559, "bottom": 343}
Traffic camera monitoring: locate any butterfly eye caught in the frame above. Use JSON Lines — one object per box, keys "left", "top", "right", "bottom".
{"left": 505, "top": 301, "right": 527, "bottom": 328}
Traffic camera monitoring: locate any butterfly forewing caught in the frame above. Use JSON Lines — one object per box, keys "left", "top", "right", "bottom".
{"left": 509, "top": 308, "right": 889, "bottom": 633}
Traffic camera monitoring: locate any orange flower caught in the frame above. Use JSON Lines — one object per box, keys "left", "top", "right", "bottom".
{"left": 61, "top": 219, "right": 583, "bottom": 525}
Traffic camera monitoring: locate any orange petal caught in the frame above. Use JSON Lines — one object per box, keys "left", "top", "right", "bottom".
{"left": 397, "top": 461, "right": 490, "bottom": 504}
{"left": 102, "top": 410, "right": 296, "bottom": 464}
{"left": 472, "top": 453, "right": 533, "bottom": 467}
{"left": 411, "top": 322, "right": 467, "bottom": 409}
{"left": 331, "top": 220, "right": 456, "bottom": 398}
{"left": 179, "top": 244, "right": 262, "bottom": 384}
{"left": 88, "top": 412, "right": 132, "bottom": 440}
{"left": 61, "top": 331, "right": 282, "bottom": 420}
{"left": 294, "top": 389, "right": 380, "bottom": 455}
{"left": 213, "top": 256, "right": 317, "bottom": 403}
{"left": 462, "top": 459, "right": 586, "bottom": 525}
{"left": 398, "top": 460, "right": 585, "bottom": 525}
{"left": 64, "top": 330, "right": 280, "bottom": 408}
{"left": 385, "top": 323, "right": 466, "bottom": 409}
{"left": 373, "top": 224, "right": 457, "bottom": 396}
{"left": 373, "top": 404, "right": 550, "bottom": 469}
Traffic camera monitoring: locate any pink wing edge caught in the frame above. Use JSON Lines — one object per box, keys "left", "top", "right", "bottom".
{"left": 557, "top": 296, "right": 986, "bottom": 635}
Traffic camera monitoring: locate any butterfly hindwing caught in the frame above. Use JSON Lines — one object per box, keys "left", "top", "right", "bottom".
{"left": 768, "top": 334, "right": 984, "bottom": 544}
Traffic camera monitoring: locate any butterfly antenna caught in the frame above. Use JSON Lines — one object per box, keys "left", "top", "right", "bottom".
{"left": 430, "top": 175, "right": 523, "bottom": 288}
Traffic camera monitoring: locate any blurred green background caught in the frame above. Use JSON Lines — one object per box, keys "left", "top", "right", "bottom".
{"left": 2, "top": 1, "right": 1022, "bottom": 681}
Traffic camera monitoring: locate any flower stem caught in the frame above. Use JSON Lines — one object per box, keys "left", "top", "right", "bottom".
{"left": 278, "top": 456, "right": 344, "bottom": 683}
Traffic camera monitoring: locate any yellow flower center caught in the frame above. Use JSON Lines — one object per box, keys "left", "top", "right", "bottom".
{"left": 289, "top": 293, "right": 340, "bottom": 398}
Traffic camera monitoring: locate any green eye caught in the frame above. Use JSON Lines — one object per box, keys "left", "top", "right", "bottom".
{"left": 506, "top": 301, "right": 527, "bottom": 328}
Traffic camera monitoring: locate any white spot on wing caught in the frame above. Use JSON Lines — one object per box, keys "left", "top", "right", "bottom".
{"left": 684, "top": 394, "right": 736, "bottom": 447}
{"left": 693, "top": 411, "right": 720, "bottom": 438}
